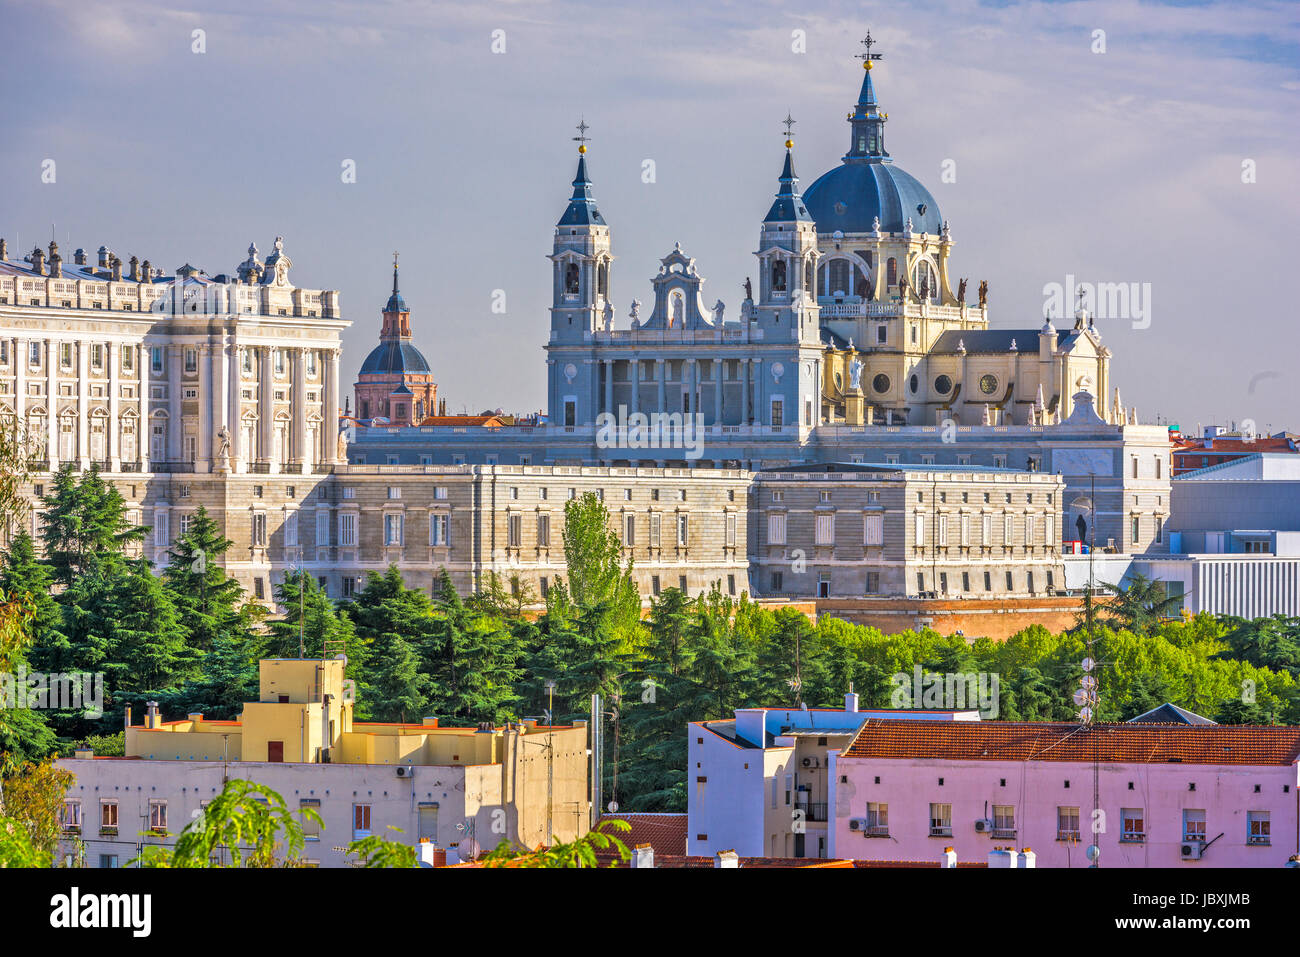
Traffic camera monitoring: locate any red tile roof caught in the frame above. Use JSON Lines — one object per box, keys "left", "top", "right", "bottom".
{"left": 842, "top": 720, "right": 1300, "bottom": 766}
{"left": 594, "top": 813, "right": 686, "bottom": 864}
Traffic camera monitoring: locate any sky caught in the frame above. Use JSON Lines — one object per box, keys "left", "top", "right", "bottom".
{"left": 1, "top": 0, "right": 1297, "bottom": 432}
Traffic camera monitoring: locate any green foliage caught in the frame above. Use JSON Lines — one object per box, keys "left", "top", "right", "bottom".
{"left": 423, "top": 571, "right": 524, "bottom": 724}
{"left": 134, "top": 778, "right": 318, "bottom": 868}
{"left": 266, "top": 569, "right": 363, "bottom": 665}
{"left": 480, "top": 818, "right": 631, "bottom": 868}
{"left": 347, "top": 828, "right": 418, "bottom": 868}
{"left": 39, "top": 465, "right": 145, "bottom": 587}
{"left": 556, "top": 492, "right": 640, "bottom": 638}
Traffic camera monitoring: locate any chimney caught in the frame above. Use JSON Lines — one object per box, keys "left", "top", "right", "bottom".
{"left": 714, "top": 849, "right": 739, "bottom": 869}
{"left": 421, "top": 717, "right": 438, "bottom": 727}
{"left": 49, "top": 250, "right": 62, "bottom": 278}
{"left": 0, "top": 238, "right": 8, "bottom": 260}
{"left": 98, "top": 245, "right": 110, "bottom": 268}
{"left": 141, "top": 260, "right": 152, "bottom": 283}
{"left": 30, "top": 247, "right": 45, "bottom": 275}
{"left": 941, "top": 846, "right": 957, "bottom": 869}
{"left": 844, "top": 690, "right": 859, "bottom": 713}
{"left": 631, "top": 843, "right": 655, "bottom": 869}
{"left": 74, "top": 248, "right": 87, "bottom": 266}
{"left": 110, "top": 256, "right": 122, "bottom": 282}
{"left": 187, "top": 712, "right": 203, "bottom": 724}
{"left": 145, "top": 700, "right": 160, "bottom": 729}
{"left": 988, "top": 846, "right": 1018, "bottom": 868}
{"left": 418, "top": 841, "right": 448, "bottom": 868}
{"left": 1018, "top": 847, "right": 1037, "bottom": 869}
{"left": 128, "top": 256, "right": 139, "bottom": 281}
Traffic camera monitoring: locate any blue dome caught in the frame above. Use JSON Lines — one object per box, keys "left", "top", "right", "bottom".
{"left": 359, "top": 341, "right": 431, "bottom": 376}
{"left": 803, "top": 161, "right": 942, "bottom": 235}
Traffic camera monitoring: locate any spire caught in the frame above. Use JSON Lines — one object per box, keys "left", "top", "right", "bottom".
{"left": 384, "top": 250, "right": 408, "bottom": 316}
{"left": 557, "top": 119, "right": 606, "bottom": 227}
{"left": 763, "top": 116, "right": 813, "bottom": 223}
{"left": 847, "top": 31, "right": 889, "bottom": 161}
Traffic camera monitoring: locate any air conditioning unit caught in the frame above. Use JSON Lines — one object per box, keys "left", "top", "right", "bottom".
{"left": 801, "top": 756, "right": 820, "bottom": 768}
{"left": 974, "top": 819, "right": 993, "bottom": 833}
{"left": 1180, "top": 842, "right": 1204, "bottom": 860}
{"left": 849, "top": 818, "right": 866, "bottom": 832}
{"left": 396, "top": 766, "right": 415, "bottom": 779}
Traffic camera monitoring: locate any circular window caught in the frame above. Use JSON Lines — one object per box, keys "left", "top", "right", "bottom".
{"left": 934, "top": 374, "right": 953, "bottom": 395}
{"left": 979, "top": 374, "right": 999, "bottom": 395}
{"left": 909, "top": 374, "right": 919, "bottom": 394}
{"left": 873, "top": 373, "right": 890, "bottom": 394}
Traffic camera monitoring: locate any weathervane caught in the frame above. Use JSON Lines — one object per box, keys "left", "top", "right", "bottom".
{"left": 856, "top": 30, "right": 884, "bottom": 69}
{"left": 573, "top": 117, "right": 590, "bottom": 153}
{"left": 782, "top": 112, "right": 797, "bottom": 140}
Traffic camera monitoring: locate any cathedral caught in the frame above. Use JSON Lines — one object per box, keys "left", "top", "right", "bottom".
{"left": 353, "top": 258, "right": 437, "bottom": 427}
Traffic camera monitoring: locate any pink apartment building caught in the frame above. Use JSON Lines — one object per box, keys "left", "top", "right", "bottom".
{"left": 828, "top": 720, "right": 1300, "bottom": 868}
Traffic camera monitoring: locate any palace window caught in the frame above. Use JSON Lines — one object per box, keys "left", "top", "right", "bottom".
{"left": 771, "top": 259, "right": 787, "bottom": 293}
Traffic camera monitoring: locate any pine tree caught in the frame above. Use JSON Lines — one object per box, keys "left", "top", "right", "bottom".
{"left": 39, "top": 464, "right": 144, "bottom": 586}
{"left": 105, "top": 561, "right": 195, "bottom": 694}
{"left": 266, "top": 570, "right": 363, "bottom": 666}
{"left": 163, "top": 506, "right": 245, "bottom": 653}
{"left": 425, "top": 571, "right": 524, "bottom": 724}
{"left": 0, "top": 531, "right": 66, "bottom": 673}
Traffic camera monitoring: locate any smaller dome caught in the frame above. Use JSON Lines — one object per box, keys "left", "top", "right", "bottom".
{"left": 359, "top": 341, "right": 431, "bottom": 376}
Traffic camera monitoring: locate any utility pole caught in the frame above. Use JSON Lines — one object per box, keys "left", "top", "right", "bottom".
{"left": 545, "top": 679, "right": 556, "bottom": 847}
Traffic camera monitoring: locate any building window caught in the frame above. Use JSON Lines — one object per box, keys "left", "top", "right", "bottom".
{"left": 649, "top": 513, "right": 661, "bottom": 548}
{"left": 300, "top": 800, "right": 321, "bottom": 841}
{"left": 60, "top": 343, "right": 73, "bottom": 368}
{"left": 98, "top": 854, "right": 120, "bottom": 869}
{"left": 536, "top": 513, "right": 550, "bottom": 548}
{"left": 1183, "top": 809, "right": 1206, "bottom": 843}
{"left": 725, "top": 512, "right": 736, "bottom": 548}
{"left": 339, "top": 513, "right": 357, "bottom": 547}
{"left": 184, "top": 348, "right": 197, "bottom": 373}
{"left": 60, "top": 800, "right": 82, "bottom": 832}
{"left": 864, "top": 513, "right": 883, "bottom": 546}
{"left": 864, "top": 802, "right": 888, "bottom": 836}
{"left": 771, "top": 571, "right": 783, "bottom": 592}
{"left": 100, "top": 800, "right": 118, "bottom": 830}
{"left": 507, "top": 513, "right": 522, "bottom": 547}
{"left": 251, "top": 512, "right": 267, "bottom": 547}
{"left": 770, "top": 398, "right": 783, "bottom": 428}
{"left": 676, "top": 514, "right": 689, "bottom": 546}
{"left": 914, "top": 514, "right": 925, "bottom": 547}
{"left": 623, "top": 513, "right": 635, "bottom": 547}
{"left": 814, "top": 513, "right": 835, "bottom": 546}
{"left": 1132, "top": 516, "right": 1141, "bottom": 543}
{"left": 992, "top": 805, "right": 1015, "bottom": 838}
{"left": 149, "top": 799, "right": 168, "bottom": 834}
{"left": 768, "top": 512, "right": 787, "bottom": 545}
{"left": 353, "top": 804, "right": 371, "bottom": 839}
{"left": 387, "top": 486, "right": 401, "bottom": 499}
{"left": 1057, "top": 806, "right": 1080, "bottom": 841}
{"left": 929, "top": 803, "right": 952, "bottom": 836}
{"left": 1121, "top": 808, "right": 1145, "bottom": 843}
{"left": 384, "top": 513, "right": 404, "bottom": 546}
{"left": 865, "top": 571, "right": 880, "bottom": 593}
{"left": 1247, "top": 810, "right": 1270, "bottom": 846}
{"left": 153, "top": 509, "right": 170, "bottom": 547}
{"left": 316, "top": 510, "right": 330, "bottom": 547}
{"left": 284, "top": 510, "right": 298, "bottom": 547}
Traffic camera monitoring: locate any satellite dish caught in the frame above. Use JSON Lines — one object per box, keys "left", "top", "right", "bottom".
{"left": 1086, "top": 844, "right": 1100, "bottom": 862}
{"left": 1078, "top": 707, "right": 1093, "bottom": 723}
{"left": 1080, "top": 675, "right": 1097, "bottom": 690}
{"left": 607, "top": 801, "right": 619, "bottom": 813}
{"left": 1081, "top": 657, "right": 1095, "bottom": 673}
{"left": 1073, "top": 689, "right": 1089, "bottom": 706}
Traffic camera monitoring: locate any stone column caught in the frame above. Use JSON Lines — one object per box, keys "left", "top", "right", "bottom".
{"left": 14, "top": 338, "right": 26, "bottom": 431}
{"left": 108, "top": 341, "right": 120, "bottom": 470}
{"left": 167, "top": 344, "right": 183, "bottom": 464}
{"left": 630, "top": 356, "right": 640, "bottom": 416}
{"left": 325, "top": 348, "right": 340, "bottom": 466}
{"left": 197, "top": 344, "right": 212, "bottom": 472}
{"left": 603, "top": 359, "right": 613, "bottom": 415}
{"left": 46, "top": 341, "right": 58, "bottom": 468}
{"left": 689, "top": 359, "right": 699, "bottom": 416}
{"left": 292, "top": 347, "right": 307, "bottom": 471}
{"left": 259, "top": 345, "right": 274, "bottom": 468}
{"left": 228, "top": 340, "right": 242, "bottom": 471}
{"left": 714, "top": 358, "right": 723, "bottom": 425}
{"left": 741, "top": 358, "right": 750, "bottom": 426}
{"left": 656, "top": 359, "right": 665, "bottom": 414}
{"left": 77, "top": 342, "right": 89, "bottom": 469}
{"left": 139, "top": 341, "right": 151, "bottom": 471}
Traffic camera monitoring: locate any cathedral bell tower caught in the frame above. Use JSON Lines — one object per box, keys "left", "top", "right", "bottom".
{"left": 754, "top": 119, "right": 821, "bottom": 344}
{"left": 549, "top": 121, "right": 613, "bottom": 341}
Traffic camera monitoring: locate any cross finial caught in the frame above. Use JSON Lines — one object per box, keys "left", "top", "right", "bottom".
{"left": 856, "top": 30, "right": 884, "bottom": 68}
{"left": 782, "top": 112, "right": 797, "bottom": 140}
{"left": 573, "top": 117, "right": 590, "bottom": 152}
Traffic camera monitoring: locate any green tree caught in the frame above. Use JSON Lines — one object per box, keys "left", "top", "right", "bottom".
{"left": 556, "top": 492, "right": 640, "bottom": 638}
{"left": 425, "top": 571, "right": 523, "bottom": 723}
{"left": 39, "top": 465, "right": 145, "bottom": 587}
{"left": 480, "top": 818, "right": 630, "bottom": 868}
{"left": 1099, "top": 574, "right": 1184, "bottom": 634}
{"left": 164, "top": 506, "right": 246, "bottom": 652}
{"left": 265, "top": 570, "right": 363, "bottom": 665}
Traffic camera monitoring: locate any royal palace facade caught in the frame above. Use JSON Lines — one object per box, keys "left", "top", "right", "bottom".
{"left": 3, "top": 49, "right": 1169, "bottom": 611}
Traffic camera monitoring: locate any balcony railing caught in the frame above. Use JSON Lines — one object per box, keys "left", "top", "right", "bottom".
{"left": 1057, "top": 830, "right": 1081, "bottom": 842}
{"left": 864, "top": 825, "right": 890, "bottom": 838}
{"left": 929, "top": 826, "right": 953, "bottom": 837}
{"left": 991, "top": 828, "right": 1017, "bottom": 840}
{"left": 803, "top": 803, "right": 828, "bottom": 823}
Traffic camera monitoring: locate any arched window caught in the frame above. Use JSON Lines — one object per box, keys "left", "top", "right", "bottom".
{"left": 911, "top": 260, "right": 940, "bottom": 303}
{"left": 597, "top": 261, "right": 609, "bottom": 296}
{"left": 886, "top": 257, "right": 897, "bottom": 286}
{"left": 804, "top": 258, "right": 814, "bottom": 293}
{"left": 829, "top": 260, "right": 850, "bottom": 296}
{"left": 564, "top": 263, "right": 580, "bottom": 295}
{"left": 772, "top": 259, "right": 787, "bottom": 293}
